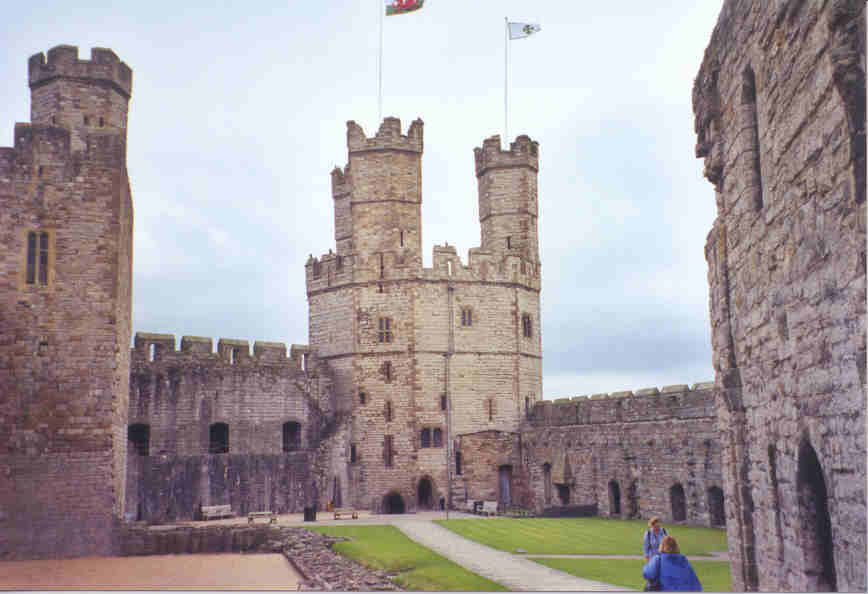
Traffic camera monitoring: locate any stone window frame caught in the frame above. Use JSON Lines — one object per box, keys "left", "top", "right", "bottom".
{"left": 382, "top": 360, "right": 393, "bottom": 382}
{"left": 209, "top": 422, "right": 229, "bottom": 454}
{"left": 455, "top": 451, "right": 463, "bottom": 475}
{"left": 128, "top": 423, "right": 150, "bottom": 456}
{"left": 378, "top": 317, "right": 393, "bottom": 343}
{"left": 384, "top": 399, "right": 393, "bottom": 423}
{"left": 432, "top": 427, "right": 443, "bottom": 448}
{"left": 383, "top": 434, "right": 394, "bottom": 467}
{"left": 21, "top": 228, "right": 55, "bottom": 289}
{"left": 359, "top": 389, "right": 366, "bottom": 405}
{"left": 282, "top": 420, "right": 302, "bottom": 452}
{"left": 521, "top": 313, "right": 533, "bottom": 338}
{"left": 420, "top": 427, "right": 431, "bottom": 448}
{"left": 487, "top": 398, "right": 495, "bottom": 422}
{"left": 461, "top": 307, "right": 473, "bottom": 327}
{"left": 350, "top": 443, "right": 358, "bottom": 463}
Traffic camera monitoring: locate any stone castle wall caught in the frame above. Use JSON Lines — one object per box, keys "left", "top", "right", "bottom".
{"left": 694, "top": 0, "right": 866, "bottom": 590}
{"left": 0, "top": 46, "right": 133, "bottom": 559}
{"left": 125, "top": 333, "right": 331, "bottom": 522}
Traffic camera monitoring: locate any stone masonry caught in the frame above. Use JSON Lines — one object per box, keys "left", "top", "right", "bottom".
{"left": 694, "top": 0, "right": 866, "bottom": 591}
{"left": 0, "top": 46, "right": 133, "bottom": 559}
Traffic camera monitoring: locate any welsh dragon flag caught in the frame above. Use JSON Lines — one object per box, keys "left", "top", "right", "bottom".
{"left": 385, "top": 0, "right": 425, "bottom": 16}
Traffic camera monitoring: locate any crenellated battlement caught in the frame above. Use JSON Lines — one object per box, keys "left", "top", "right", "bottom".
{"left": 347, "top": 117, "right": 423, "bottom": 154}
{"left": 528, "top": 382, "right": 715, "bottom": 428}
{"left": 29, "top": 45, "right": 132, "bottom": 98}
{"left": 474, "top": 134, "right": 539, "bottom": 177}
{"left": 132, "top": 332, "right": 312, "bottom": 370}
{"left": 330, "top": 165, "right": 350, "bottom": 197}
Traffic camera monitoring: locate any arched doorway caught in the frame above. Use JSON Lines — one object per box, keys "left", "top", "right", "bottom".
{"left": 609, "top": 480, "right": 621, "bottom": 516}
{"left": 797, "top": 439, "right": 836, "bottom": 591}
{"left": 707, "top": 486, "right": 725, "bottom": 526}
{"left": 417, "top": 477, "right": 434, "bottom": 509}
{"left": 382, "top": 491, "right": 406, "bottom": 514}
{"left": 670, "top": 483, "right": 687, "bottom": 522}
{"left": 498, "top": 465, "right": 513, "bottom": 508}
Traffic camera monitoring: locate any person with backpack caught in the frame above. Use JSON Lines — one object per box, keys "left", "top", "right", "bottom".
{"left": 643, "top": 516, "right": 667, "bottom": 562}
{"left": 642, "top": 535, "right": 703, "bottom": 591}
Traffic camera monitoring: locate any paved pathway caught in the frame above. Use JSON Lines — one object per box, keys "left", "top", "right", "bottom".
{"left": 392, "top": 517, "right": 627, "bottom": 591}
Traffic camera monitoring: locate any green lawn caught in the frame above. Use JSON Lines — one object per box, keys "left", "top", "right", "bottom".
{"left": 532, "top": 558, "right": 732, "bottom": 592}
{"left": 310, "top": 524, "right": 507, "bottom": 591}
{"left": 436, "top": 517, "right": 727, "bottom": 556}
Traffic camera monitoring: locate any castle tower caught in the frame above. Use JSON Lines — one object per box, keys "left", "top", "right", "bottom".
{"left": 307, "top": 118, "right": 542, "bottom": 514}
{"left": 0, "top": 46, "right": 133, "bottom": 558}
{"left": 475, "top": 135, "right": 540, "bottom": 264}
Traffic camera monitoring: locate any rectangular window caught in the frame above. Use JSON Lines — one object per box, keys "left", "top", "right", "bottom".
{"left": 522, "top": 314, "right": 533, "bottom": 338}
{"left": 433, "top": 427, "right": 443, "bottom": 448}
{"left": 440, "top": 393, "right": 447, "bottom": 411}
{"left": 385, "top": 400, "right": 393, "bottom": 422}
{"left": 488, "top": 398, "right": 494, "bottom": 421}
{"left": 384, "top": 435, "right": 394, "bottom": 467}
{"left": 350, "top": 443, "right": 357, "bottom": 463}
{"left": 378, "top": 317, "right": 392, "bottom": 343}
{"left": 38, "top": 232, "right": 48, "bottom": 285}
{"left": 461, "top": 308, "right": 473, "bottom": 326}
{"left": 420, "top": 428, "right": 431, "bottom": 448}
{"left": 359, "top": 390, "right": 366, "bottom": 405}
{"left": 25, "top": 230, "right": 51, "bottom": 286}
{"left": 26, "top": 232, "right": 36, "bottom": 284}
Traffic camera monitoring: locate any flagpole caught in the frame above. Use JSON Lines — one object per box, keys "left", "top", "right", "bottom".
{"left": 504, "top": 17, "right": 508, "bottom": 149}
{"left": 379, "top": 1, "right": 384, "bottom": 124}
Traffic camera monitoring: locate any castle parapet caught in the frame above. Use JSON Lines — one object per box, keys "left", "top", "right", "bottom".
{"left": 528, "top": 382, "right": 715, "bottom": 427}
{"left": 132, "top": 332, "right": 307, "bottom": 367}
{"left": 474, "top": 134, "right": 539, "bottom": 177}
{"left": 29, "top": 45, "right": 132, "bottom": 98}
{"left": 347, "top": 117, "right": 423, "bottom": 154}
{"left": 180, "top": 336, "right": 212, "bottom": 355}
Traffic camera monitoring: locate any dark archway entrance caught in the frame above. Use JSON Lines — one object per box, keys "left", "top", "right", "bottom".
{"left": 797, "top": 439, "right": 836, "bottom": 591}
{"left": 627, "top": 480, "right": 640, "bottom": 519}
{"left": 556, "top": 484, "right": 570, "bottom": 504}
{"left": 382, "top": 491, "right": 406, "bottom": 514}
{"left": 609, "top": 480, "right": 621, "bottom": 515}
{"left": 707, "top": 486, "right": 725, "bottom": 526}
{"left": 417, "top": 477, "right": 434, "bottom": 509}
{"left": 670, "top": 483, "right": 687, "bottom": 522}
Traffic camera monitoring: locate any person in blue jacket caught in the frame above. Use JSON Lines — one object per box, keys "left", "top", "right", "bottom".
{"left": 642, "top": 535, "right": 702, "bottom": 591}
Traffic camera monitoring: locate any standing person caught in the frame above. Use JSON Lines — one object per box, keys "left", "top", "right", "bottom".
{"left": 642, "top": 535, "right": 702, "bottom": 591}
{"left": 643, "top": 516, "right": 667, "bottom": 562}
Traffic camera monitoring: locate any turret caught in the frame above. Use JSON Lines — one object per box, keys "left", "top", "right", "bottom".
{"left": 342, "top": 117, "right": 424, "bottom": 276}
{"left": 474, "top": 134, "right": 540, "bottom": 262}
{"left": 28, "top": 45, "right": 132, "bottom": 154}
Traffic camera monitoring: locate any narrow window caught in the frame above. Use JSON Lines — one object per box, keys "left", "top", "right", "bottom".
{"left": 336, "top": 255, "right": 343, "bottom": 270}
{"left": 382, "top": 361, "right": 393, "bottom": 382}
{"left": 742, "top": 66, "right": 764, "bottom": 210}
{"left": 312, "top": 260, "right": 321, "bottom": 279}
{"left": 447, "top": 260, "right": 453, "bottom": 275}
{"left": 378, "top": 317, "right": 392, "bottom": 343}
{"left": 522, "top": 314, "right": 533, "bottom": 338}
{"left": 433, "top": 427, "right": 443, "bottom": 448}
{"left": 359, "top": 390, "right": 366, "bottom": 405}
{"left": 83, "top": 115, "right": 90, "bottom": 125}
{"left": 26, "top": 231, "right": 37, "bottom": 284}
{"left": 400, "top": 230, "right": 404, "bottom": 247}
{"left": 384, "top": 435, "right": 394, "bottom": 467}
{"left": 378, "top": 282, "right": 384, "bottom": 293}
{"left": 455, "top": 451, "right": 462, "bottom": 475}
{"left": 379, "top": 253, "right": 384, "bottom": 278}
{"left": 209, "top": 422, "right": 229, "bottom": 454}
{"left": 420, "top": 428, "right": 431, "bottom": 448}
{"left": 440, "top": 393, "right": 447, "bottom": 411}
{"left": 282, "top": 421, "right": 301, "bottom": 452}
{"left": 128, "top": 424, "right": 150, "bottom": 456}
{"left": 385, "top": 400, "right": 393, "bottom": 422}
{"left": 148, "top": 344, "right": 155, "bottom": 362}
{"left": 487, "top": 398, "right": 494, "bottom": 421}
{"left": 37, "top": 166, "right": 43, "bottom": 177}
{"left": 525, "top": 396, "right": 530, "bottom": 415}
{"left": 230, "top": 347, "right": 239, "bottom": 365}
{"left": 350, "top": 443, "right": 357, "bottom": 463}
{"left": 98, "top": 116, "right": 104, "bottom": 127}
{"left": 461, "top": 307, "right": 473, "bottom": 326}
{"left": 506, "top": 236, "right": 511, "bottom": 249}
{"left": 38, "top": 232, "right": 48, "bottom": 285}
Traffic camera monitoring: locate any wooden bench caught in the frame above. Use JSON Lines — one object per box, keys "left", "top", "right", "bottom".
{"left": 201, "top": 504, "right": 233, "bottom": 520}
{"left": 333, "top": 508, "right": 358, "bottom": 519}
{"left": 480, "top": 501, "right": 499, "bottom": 516}
{"left": 248, "top": 511, "right": 277, "bottom": 524}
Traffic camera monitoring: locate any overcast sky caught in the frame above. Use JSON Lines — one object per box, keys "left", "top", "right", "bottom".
{"left": 2, "top": 1, "right": 724, "bottom": 399}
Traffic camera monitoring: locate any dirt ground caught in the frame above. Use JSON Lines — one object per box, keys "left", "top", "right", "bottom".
{"left": 0, "top": 553, "right": 300, "bottom": 590}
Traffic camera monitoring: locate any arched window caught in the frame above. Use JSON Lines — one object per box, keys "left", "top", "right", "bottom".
{"left": 420, "top": 428, "right": 431, "bottom": 448}
{"left": 283, "top": 421, "right": 301, "bottom": 452}
{"left": 432, "top": 427, "right": 443, "bottom": 448}
{"left": 609, "top": 480, "right": 621, "bottom": 515}
{"left": 707, "top": 486, "right": 725, "bottom": 526}
{"left": 670, "top": 483, "right": 687, "bottom": 522}
{"left": 209, "top": 422, "right": 229, "bottom": 454}
{"left": 128, "top": 423, "right": 150, "bottom": 456}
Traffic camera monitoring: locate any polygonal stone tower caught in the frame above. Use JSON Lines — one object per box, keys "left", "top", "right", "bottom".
{"left": 0, "top": 45, "right": 133, "bottom": 558}
{"left": 307, "top": 119, "right": 542, "bottom": 513}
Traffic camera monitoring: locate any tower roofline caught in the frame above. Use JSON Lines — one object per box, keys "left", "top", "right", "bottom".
{"left": 474, "top": 134, "right": 539, "bottom": 176}
{"left": 347, "top": 116, "right": 423, "bottom": 154}
{"left": 29, "top": 45, "right": 132, "bottom": 98}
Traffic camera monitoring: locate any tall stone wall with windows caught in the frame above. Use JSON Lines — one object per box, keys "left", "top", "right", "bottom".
{"left": 125, "top": 333, "right": 333, "bottom": 522}
{"left": 693, "top": 1, "right": 866, "bottom": 590}
{"left": 0, "top": 45, "right": 133, "bottom": 560}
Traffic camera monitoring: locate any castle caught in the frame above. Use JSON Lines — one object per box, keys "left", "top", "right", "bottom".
{"left": 0, "top": 1, "right": 865, "bottom": 591}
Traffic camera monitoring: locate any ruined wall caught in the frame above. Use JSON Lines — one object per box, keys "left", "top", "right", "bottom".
{"left": 126, "top": 333, "right": 331, "bottom": 522}
{"left": 305, "top": 120, "right": 542, "bottom": 513}
{"left": 694, "top": 1, "right": 866, "bottom": 590}
{"left": 0, "top": 46, "right": 133, "bottom": 559}
{"left": 520, "top": 384, "right": 723, "bottom": 525}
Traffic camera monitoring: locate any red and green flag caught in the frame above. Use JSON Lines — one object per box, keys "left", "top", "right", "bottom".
{"left": 385, "top": 0, "right": 425, "bottom": 16}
